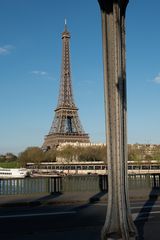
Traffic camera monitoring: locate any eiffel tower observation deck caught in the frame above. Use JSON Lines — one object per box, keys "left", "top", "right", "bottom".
{"left": 43, "top": 21, "right": 90, "bottom": 150}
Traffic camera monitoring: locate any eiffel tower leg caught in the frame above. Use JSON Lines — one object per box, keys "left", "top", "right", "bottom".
{"left": 98, "top": 1, "right": 137, "bottom": 239}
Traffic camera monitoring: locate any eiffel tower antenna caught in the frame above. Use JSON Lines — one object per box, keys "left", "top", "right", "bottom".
{"left": 42, "top": 23, "right": 90, "bottom": 150}
{"left": 64, "top": 18, "right": 67, "bottom": 30}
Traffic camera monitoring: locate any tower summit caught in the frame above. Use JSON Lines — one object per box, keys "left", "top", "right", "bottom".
{"left": 42, "top": 22, "right": 90, "bottom": 149}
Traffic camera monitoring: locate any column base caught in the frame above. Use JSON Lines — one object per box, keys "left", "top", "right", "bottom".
{"left": 101, "top": 231, "right": 137, "bottom": 240}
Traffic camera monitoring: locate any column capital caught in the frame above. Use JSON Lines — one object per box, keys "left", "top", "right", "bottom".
{"left": 98, "top": 0, "right": 129, "bottom": 13}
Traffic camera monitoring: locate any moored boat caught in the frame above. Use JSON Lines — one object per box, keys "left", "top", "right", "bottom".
{"left": 0, "top": 168, "right": 29, "bottom": 179}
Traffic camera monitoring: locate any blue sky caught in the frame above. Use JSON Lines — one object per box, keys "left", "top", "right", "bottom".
{"left": 0, "top": 0, "right": 160, "bottom": 154}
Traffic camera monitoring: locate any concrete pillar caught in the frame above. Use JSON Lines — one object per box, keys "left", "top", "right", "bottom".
{"left": 98, "top": 1, "right": 137, "bottom": 239}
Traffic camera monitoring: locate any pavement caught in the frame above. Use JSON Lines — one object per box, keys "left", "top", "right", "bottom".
{"left": 0, "top": 191, "right": 108, "bottom": 207}
{"left": 1, "top": 190, "right": 160, "bottom": 239}
{"left": 0, "top": 188, "right": 160, "bottom": 208}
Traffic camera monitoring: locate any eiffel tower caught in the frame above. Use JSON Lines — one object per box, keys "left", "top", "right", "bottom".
{"left": 43, "top": 21, "right": 90, "bottom": 150}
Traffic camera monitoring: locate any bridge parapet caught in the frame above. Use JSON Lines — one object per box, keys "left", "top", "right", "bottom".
{"left": 0, "top": 174, "right": 160, "bottom": 196}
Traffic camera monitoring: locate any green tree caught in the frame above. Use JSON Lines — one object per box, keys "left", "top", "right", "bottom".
{"left": 44, "top": 148, "right": 57, "bottom": 162}
{"left": 0, "top": 155, "right": 7, "bottom": 162}
{"left": 57, "top": 145, "right": 75, "bottom": 163}
{"left": 3, "top": 153, "right": 17, "bottom": 162}
{"left": 128, "top": 145, "right": 142, "bottom": 162}
{"left": 18, "top": 147, "right": 44, "bottom": 167}
{"left": 152, "top": 147, "right": 160, "bottom": 161}
{"left": 78, "top": 145, "right": 107, "bottom": 162}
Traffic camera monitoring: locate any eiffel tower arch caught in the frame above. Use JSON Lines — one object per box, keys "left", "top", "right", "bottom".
{"left": 42, "top": 22, "right": 90, "bottom": 150}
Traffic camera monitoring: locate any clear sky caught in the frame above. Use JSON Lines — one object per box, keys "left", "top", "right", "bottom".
{"left": 0, "top": 0, "right": 160, "bottom": 155}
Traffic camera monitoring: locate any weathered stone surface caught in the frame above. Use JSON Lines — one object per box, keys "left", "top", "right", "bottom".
{"left": 98, "top": 0, "right": 137, "bottom": 239}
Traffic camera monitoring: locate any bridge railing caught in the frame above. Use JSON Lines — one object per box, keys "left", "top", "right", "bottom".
{"left": 128, "top": 174, "right": 160, "bottom": 189}
{"left": 0, "top": 174, "right": 160, "bottom": 195}
{"left": 0, "top": 177, "right": 62, "bottom": 195}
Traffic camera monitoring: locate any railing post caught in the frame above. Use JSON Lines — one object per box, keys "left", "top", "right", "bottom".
{"left": 152, "top": 174, "right": 156, "bottom": 188}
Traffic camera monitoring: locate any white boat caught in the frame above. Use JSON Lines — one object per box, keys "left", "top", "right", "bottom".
{"left": 0, "top": 168, "right": 29, "bottom": 179}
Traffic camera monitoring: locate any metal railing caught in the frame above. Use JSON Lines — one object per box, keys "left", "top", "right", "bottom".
{"left": 0, "top": 177, "right": 62, "bottom": 195}
{"left": 0, "top": 174, "right": 160, "bottom": 195}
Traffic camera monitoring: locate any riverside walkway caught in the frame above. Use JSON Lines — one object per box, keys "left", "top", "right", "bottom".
{"left": 0, "top": 190, "right": 160, "bottom": 240}
{"left": 0, "top": 188, "right": 160, "bottom": 207}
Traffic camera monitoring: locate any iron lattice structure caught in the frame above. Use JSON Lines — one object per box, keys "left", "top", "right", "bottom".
{"left": 43, "top": 22, "right": 90, "bottom": 149}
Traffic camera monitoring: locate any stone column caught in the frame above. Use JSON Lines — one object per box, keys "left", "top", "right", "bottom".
{"left": 98, "top": 1, "right": 137, "bottom": 239}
